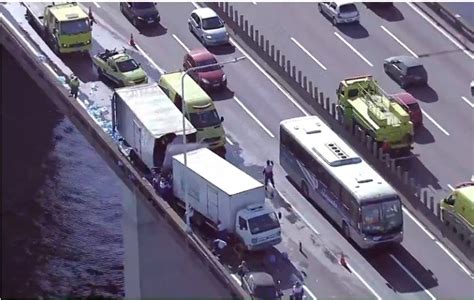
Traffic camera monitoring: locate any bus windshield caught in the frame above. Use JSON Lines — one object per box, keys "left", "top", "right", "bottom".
{"left": 361, "top": 199, "right": 402, "bottom": 235}
{"left": 248, "top": 213, "right": 280, "bottom": 235}
{"left": 60, "top": 19, "right": 90, "bottom": 35}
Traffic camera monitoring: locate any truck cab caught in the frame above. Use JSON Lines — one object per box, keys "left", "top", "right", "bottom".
{"left": 235, "top": 204, "right": 282, "bottom": 251}
{"left": 42, "top": 2, "right": 92, "bottom": 54}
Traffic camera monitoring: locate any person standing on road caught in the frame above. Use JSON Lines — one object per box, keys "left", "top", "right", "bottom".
{"left": 212, "top": 238, "right": 227, "bottom": 258}
{"left": 237, "top": 260, "right": 249, "bottom": 285}
{"left": 292, "top": 281, "right": 304, "bottom": 300}
{"left": 68, "top": 74, "right": 80, "bottom": 99}
{"left": 217, "top": 220, "right": 228, "bottom": 241}
{"left": 263, "top": 160, "right": 275, "bottom": 191}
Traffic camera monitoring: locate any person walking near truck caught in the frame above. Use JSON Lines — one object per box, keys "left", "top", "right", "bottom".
{"left": 263, "top": 160, "right": 275, "bottom": 191}
{"left": 237, "top": 260, "right": 249, "bottom": 285}
{"left": 212, "top": 238, "right": 227, "bottom": 258}
{"left": 68, "top": 75, "right": 80, "bottom": 99}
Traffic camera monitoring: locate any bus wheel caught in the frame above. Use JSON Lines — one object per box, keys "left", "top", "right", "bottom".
{"left": 342, "top": 222, "right": 351, "bottom": 240}
{"left": 300, "top": 181, "right": 309, "bottom": 199}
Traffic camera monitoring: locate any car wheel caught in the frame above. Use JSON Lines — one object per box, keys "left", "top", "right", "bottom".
{"left": 400, "top": 79, "right": 407, "bottom": 89}
{"left": 332, "top": 17, "right": 338, "bottom": 26}
{"left": 300, "top": 181, "right": 309, "bottom": 199}
{"left": 132, "top": 17, "right": 139, "bottom": 27}
{"left": 318, "top": 4, "right": 322, "bottom": 12}
{"left": 200, "top": 35, "right": 207, "bottom": 46}
{"left": 342, "top": 222, "right": 351, "bottom": 240}
{"left": 188, "top": 22, "right": 193, "bottom": 33}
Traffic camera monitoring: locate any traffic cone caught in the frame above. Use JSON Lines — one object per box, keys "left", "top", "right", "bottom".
{"left": 129, "top": 33, "right": 136, "bottom": 47}
{"left": 340, "top": 253, "right": 348, "bottom": 268}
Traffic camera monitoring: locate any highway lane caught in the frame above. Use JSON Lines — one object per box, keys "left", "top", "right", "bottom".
{"left": 94, "top": 2, "right": 474, "bottom": 299}
{"left": 228, "top": 1, "right": 474, "bottom": 194}
{"left": 8, "top": 1, "right": 473, "bottom": 298}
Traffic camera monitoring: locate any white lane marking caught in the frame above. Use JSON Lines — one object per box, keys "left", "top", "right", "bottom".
{"left": 93, "top": 2, "right": 101, "bottom": 8}
{"left": 380, "top": 25, "right": 419, "bottom": 58}
{"left": 172, "top": 34, "right": 191, "bottom": 53}
{"left": 277, "top": 192, "right": 320, "bottom": 235}
{"left": 447, "top": 184, "right": 455, "bottom": 191}
{"left": 191, "top": 2, "right": 310, "bottom": 117}
{"left": 226, "top": 137, "right": 234, "bottom": 146}
{"left": 406, "top": 2, "right": 474, "bottom": 60}
{"left": 233, "top": 96, "right": 275, "bottom": 138}
{"left": 2, "top": 13, "right": 39, "bottom": 56}
{"left": 334, "top": 32, "right": 374, "bottom": 67}
{"left": 461, "top": 96, "right": 474, "bottom": 108}
{"left": 231, "top": 274, "right": 241, "bottom": 286}
{"left": 435, "top": 240, "right": 474, "bottom": 278}
{"left": 290, "top": 37, "right": 327, "bottom": 70}
{"left": 135, "top": 44, "right": 165, "bottom": 74}
{"left": 421, "top": 109, "right": 450, "bottom": 136}
{"left": 346, "top": 263, "right": 382, "bottom": 300}
{"left": 390, "top": 255, "right": 437, "bottom": 300}
{"left": 403, "top": 207, "right": 436, "bottom": 240}
{"left": 303, "top": 285, "right": 318, "bottom": 300}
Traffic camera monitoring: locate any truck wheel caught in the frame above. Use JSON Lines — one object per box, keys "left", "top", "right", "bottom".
{"left": 300, "top": 181, "right": 309, "bottom": 199}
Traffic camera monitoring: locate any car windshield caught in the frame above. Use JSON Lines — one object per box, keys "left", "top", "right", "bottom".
{"left": 196, "top": 58, "right": 220, "bottom": 72}
{"left": 60, "top": 19, "right": 90, "bottom": 35}
{"left": 116, "top": 59, "right": 140, "bottom": 73}
{"left": 189, "top": 109, "right": 221, "bottom": 128}
{"left": 254, "top": 286, "right": 278, "bottom": 298}
{"left": 361, "top": 199, "right": 402, "bottom": 235}
{"left": 202, "top": 16, "right": 224, "bottom": 30}
{"left": 340, "top": 4, "right": 358, "bottom": 13}
{"left": 248, "top": 212, "right": 280, "bottom": 235}
{"left": 133, "top": 2, "right": 155, "bottom": 9}
{"left": 406, "top": 65, "right": 426, "bottom": 77}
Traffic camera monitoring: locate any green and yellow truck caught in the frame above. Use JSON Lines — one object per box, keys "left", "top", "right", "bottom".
{"left": 441, "top": 181, "right": 474, "bottom": 247}
{"left": 336, "top": 75, "right": 414, "bottom": 158}
{"left": 24, "top": 2, "right": 92, "bottom": 54}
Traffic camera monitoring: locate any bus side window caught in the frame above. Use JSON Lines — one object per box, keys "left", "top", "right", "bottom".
{"left": 329, "top": 179, "right": 342, "bottom": 199}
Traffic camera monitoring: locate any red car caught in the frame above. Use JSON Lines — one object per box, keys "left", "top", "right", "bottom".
{"left": 183, "top": 48, "right": 227, "bottom": 90}
{"left": 391, "top": 92, "right": 423, "bottom": 128}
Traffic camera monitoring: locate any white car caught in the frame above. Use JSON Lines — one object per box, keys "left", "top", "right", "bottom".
{"left": 318, "top": 1, "right": 360, "bottom": 25}
{"left": 188, "top": 8, "right": 230, "bottom": 46}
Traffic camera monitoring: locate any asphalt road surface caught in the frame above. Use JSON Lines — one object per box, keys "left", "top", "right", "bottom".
{"left": 3, "top": 1, "right": 473, "bottom": 299}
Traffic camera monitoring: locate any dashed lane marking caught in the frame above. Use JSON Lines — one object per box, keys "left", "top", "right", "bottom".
{"left": 461, "top": 96, "right": 474, "bottom": 108}
{"left": 380, "top": 25, "right": 419, "bottom": 58}
{"left": 233, "top": 96, "right": 275, "bottom": 138}
{"left": 334, "top": 32, "right": 374, "bottom": 67}
{"left": 421, "top": 109, "right": 450, "bottom": 136}
{"left": 172, "top": 34, "right": 191, "bottom": 53}
{"left": 291, "top": 37, "right": 328, "bottom": 70}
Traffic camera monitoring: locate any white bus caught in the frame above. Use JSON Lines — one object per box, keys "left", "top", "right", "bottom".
{"left": 280, "top": 116, "right": 403, "bottom": 249}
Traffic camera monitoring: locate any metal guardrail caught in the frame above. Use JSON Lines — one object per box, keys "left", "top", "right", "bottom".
{"left": 425, "top": 2, "right": 474, "bottom": 44}
{"left": 0, "top": 15, "right": 246, "bottom": 298}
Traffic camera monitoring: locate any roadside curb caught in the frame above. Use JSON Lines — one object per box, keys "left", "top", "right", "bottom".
{"left": 414, "top": 2, "right": 473, "bottom": 49}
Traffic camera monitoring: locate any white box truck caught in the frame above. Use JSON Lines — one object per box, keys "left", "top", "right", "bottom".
{"left": 172, "top": 148, "right": 282, "bottom": 251}
{"left": 111, "top": 83, "right": 197, "bottom": 173}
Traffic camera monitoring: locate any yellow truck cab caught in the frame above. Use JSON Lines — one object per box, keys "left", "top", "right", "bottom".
{"left": 441, "top": 182, "right": 474, "bottom": 245}
{"left": 158, "top": 72, "right": 226, "bottom": 149}
{"left": 25, "top": 2, "right": 92, "bottom": 54}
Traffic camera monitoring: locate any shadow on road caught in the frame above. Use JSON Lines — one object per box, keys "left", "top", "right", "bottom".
{"left": 63, "top": 54, "right": 96, "bottom": 83}
{"left": 414, "top": 126, "right": 435, "bottom": 145}
{"left": 337, "top": 23, "right": 369, "bottom": 39}
{"left": 405, "top": 85, "right": 438, "bottom": 103}
{"left": 210, "top": 87, "right": 235, "bottom": 101}
{"left": 367, "top": 5, "right": 404, "bottom": 22}
{"left": 139, "top": 24, "right": 168, "bottom": 37}
{"left": 418, "top": 48, "right": 465, "bottom": 58}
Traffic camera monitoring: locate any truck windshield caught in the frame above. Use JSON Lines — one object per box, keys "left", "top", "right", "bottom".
{"left": 361, "top": 198, "right": 402, "bottom": 235}
{"left": 116, "top": 59, "right": 140, "bottom": 73}
{"left": 60, "top": 19, "right": 90, "bottom": 35}
{"left": 189, "top": 109, "right": 221, "bottom": 128}
{"left": 248, "top": 212, "right": 280, "bottom": 235}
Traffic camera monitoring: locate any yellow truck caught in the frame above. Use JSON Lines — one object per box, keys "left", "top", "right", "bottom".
{"left": 441, "top": 181, "right": 474, "bottom": 247}
{"left": 337, "top": 75, "right": 414, "bottom": 158}
{"left": 24, "top": 2, "right": 92, "bottom": 54}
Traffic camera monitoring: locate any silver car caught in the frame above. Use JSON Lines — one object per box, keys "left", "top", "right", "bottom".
{"left": 188, "top": 8, "right": 230, "bottom": 46}
{"left": 318, "top": 1, "right": 360, "bottom": 25}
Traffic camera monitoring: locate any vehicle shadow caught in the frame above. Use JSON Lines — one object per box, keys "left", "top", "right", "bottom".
{"left": 209, "top": 87, "right": 235, "bottom": 101}
{"left": 336, "top": 23, "right": 370, "bottom": 39}
{"left": 403, "top": 156, "right": 442, "bottom": 190}
{"left": 207, "top": 44, "right": 236, "bottom": 55}
{"left": 414, "top": 126, "right": 435, "bottom": 145}
{"left": 405, "top": 86, "right": 438, "bottom": 103}
{"left": 364, "top": 244, "right": 438, "bottom": 293}
{"left": 367, "top": 5, "right": 404, "bottom": 22}
{"left": 139, "top": 24, "right": 168, "bottom": 37}
{"left": 418, "top": 48, "right": 464, "bottom": 58}
{"left": 63, "top": 54, "right": 97, "bottom": 83}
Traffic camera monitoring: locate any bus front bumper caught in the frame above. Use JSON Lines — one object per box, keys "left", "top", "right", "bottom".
{"left": 358, "top": 232, "right": 403, "bottom": 249}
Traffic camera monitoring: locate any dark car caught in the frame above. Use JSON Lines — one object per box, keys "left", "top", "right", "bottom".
{"left": 241, "top": 272, "right": 282, "bottom": 299}
{"left": 384, "top": 56, "right": 428, "bottom": 88}
{"left": 391, "top": 92, "right": 423, "bottom": 128}
{"left": 120, "top": 2, "right": 160, "bottom": 28}
{"left": 183, "top": 48, "right": 227, "bottom": 90}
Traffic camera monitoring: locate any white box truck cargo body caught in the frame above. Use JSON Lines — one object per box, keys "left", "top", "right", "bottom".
{"left": 112, "top": 83, "right": 197, "bottom": 171}
{"left": 172, "top": 148, "right": 282, "bottom": 251}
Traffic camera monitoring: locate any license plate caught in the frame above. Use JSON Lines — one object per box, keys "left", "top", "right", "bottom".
{"left": 147, "top": 20, "right": 154, "bottom": 24}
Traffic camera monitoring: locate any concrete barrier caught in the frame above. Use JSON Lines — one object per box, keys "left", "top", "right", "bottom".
{"left": 0, "top": 18, "right": 247, "bottom": 298}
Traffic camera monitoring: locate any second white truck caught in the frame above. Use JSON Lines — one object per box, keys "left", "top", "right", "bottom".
{"left": 171, "top": 148, "right": 282, "bottom": 251}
